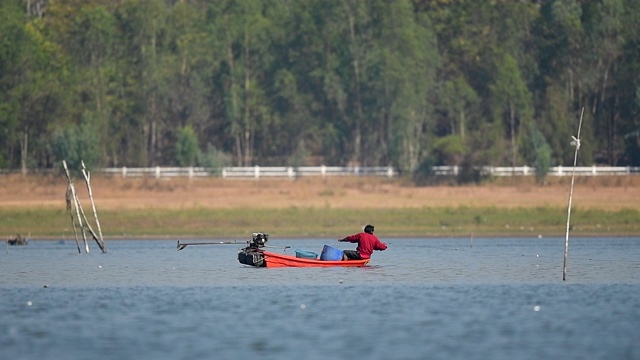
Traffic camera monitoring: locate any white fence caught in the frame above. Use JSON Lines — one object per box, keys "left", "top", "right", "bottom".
{"left": 94, "top": 165, "right": 640, "bottom": 179}
{"left": 434, "top": 165, "right": 640, "bottom": 177}
{"left": 99, "top": 165, "right": 397, "bottom": 178}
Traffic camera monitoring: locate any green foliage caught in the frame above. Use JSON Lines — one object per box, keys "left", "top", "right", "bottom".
{"left": 0, "top": 1, "right": 25, "bottom": 81}
{"left": 436, "top": 77, "right": 479, "bottom": 140}
{"left": 174, "top": 126, "right": 200, "bottom": 167}
{"left": 52, "top": 121, "right": 100, "bottom": 172}
{"left": 432, "top": 135, "right": 466, "bottom": 165}
{"left": 198, "top": 144, "right": 232, "bottom": 173}
{"left": 520, "top": 122, "right": 553, "bottom": 184}
{"left": 287, "top": 139, "right": 310, "bottom": 169}
{"left": 489, "top": 52, "right": 534, "bottom": 167}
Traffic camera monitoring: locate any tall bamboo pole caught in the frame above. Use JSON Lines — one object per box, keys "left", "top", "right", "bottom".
{"left": 563, "top": 108, "right": 584, "bottom": 281}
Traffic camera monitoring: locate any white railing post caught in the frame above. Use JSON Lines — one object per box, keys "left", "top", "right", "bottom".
{"left": 387, "top": 166, "right": 393, "bottom": 177}
{"left": 155, "top": 166, "right": 161, "bottom": 179}
{"left": 592, "top": 165, "right": 597, "bottom": 175}
{"left": 254, "top": 165, "right": 260, "bottom": 179}
{"left": 122, "top": 166, "right": 127, "bottom": 178}
{"left": 188, "top": 167, "right": 194, "bottom": 179}
{"left": 321, "top": 165, "right": 326, "bottom": 176}
{"left": 288, "top": 167, "right": 294, "bottom": 178}
{"left": 222, "top": 168, "right": 227, "bottom": 178}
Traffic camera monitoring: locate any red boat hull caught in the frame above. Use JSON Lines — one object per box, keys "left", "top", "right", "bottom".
{"left": 262, "top": 250, "right": 369, "bottom": 268}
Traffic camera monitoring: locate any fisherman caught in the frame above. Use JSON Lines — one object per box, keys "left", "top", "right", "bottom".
{"left": 338, "top": 224, "right": 387, "bottom": 260}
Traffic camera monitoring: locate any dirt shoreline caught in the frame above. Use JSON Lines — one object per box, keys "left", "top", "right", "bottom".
{"left": 1, "top": 174, "right": 639, "bottom": 211}
{"left": 2, "top": 174, "right": 639, "bottom": 239}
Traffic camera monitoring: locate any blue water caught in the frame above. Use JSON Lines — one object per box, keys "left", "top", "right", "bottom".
{"left": 2, "top": 237, "right": 639, "bottom": 360}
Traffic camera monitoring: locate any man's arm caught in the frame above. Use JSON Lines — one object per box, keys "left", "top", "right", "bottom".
{"left": 339, "top": 234, "right": 358, "bottom": 243}
{"left": 374, "top": 238, "right": 388, "bottom": 250}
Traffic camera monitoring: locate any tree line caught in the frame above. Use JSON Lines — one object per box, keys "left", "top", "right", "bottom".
{"left": 1, "top": 0, "right": 639, "bottom": 182}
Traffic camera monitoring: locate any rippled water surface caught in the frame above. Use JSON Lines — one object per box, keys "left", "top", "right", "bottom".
{"left": 2, "top": 237, "right": 639, "bottom": 359}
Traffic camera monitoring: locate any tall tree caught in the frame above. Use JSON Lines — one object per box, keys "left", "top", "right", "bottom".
{"left": 374, "top": 1, "right": 440, "bottom": 171}
{"left": 582, "top": 0, "right": 626, "bottom": 164}
{"left": 209, "top": 0, "right": 281, "bottom": 166}
{"left": 166, "top": 1, "right": 213, "bottom": 136}
{"left": 66, "top": 4, "right": 117, "bottom": 166}
{"left": 0, "top": 0, "right": 26, "bottom": 168}
{"left": 489, "top": 53, "right": 533, "bottom": 167}
{"left": 1, "top": 1, "right": 65, "bottom": 172}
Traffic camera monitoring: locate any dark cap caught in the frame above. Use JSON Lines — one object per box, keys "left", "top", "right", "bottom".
{"left": 364, "top": 224, "right": 374, "bottom": 234}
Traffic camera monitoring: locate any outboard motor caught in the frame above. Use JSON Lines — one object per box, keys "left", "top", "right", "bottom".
{"left": 238, "top": 232, "right": 269, "bottom": 267}
{"left": 248, "top": 232, "right": 269, "bottom": 248}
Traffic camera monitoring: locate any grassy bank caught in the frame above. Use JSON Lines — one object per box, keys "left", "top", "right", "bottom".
{"left": 2, "top": 206, "right": 638, "bottom": 239}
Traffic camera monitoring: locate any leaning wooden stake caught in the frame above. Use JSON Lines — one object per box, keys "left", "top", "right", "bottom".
{"left": 63, "top": 160, "right": 89, "bottom": 253}
{"left": 81, "top": 161, "right": 106, "bottom": 253}
{"left": 65, "top": 185, "right": 82, "bottom": 253}
{"left": 563, "top": 107, "right": 584, "bottom": 281}
{"left": 75, "top": 200, "right": 105, "bottom": 253}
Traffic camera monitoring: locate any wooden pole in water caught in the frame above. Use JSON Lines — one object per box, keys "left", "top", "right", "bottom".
{"left": 65, "top": 185, "right": 82, "bottom": 253}
{"left": 81, "top": 161, "right": 106, "bottom": 253}
{"left": 563, "top": 108, "right": 584, "bottom": 281}
{"left": 75, "top": 200, "right": 105, "bottom": 253}
{"left": 63, "top": 160, "right": 89, "bottom": 253}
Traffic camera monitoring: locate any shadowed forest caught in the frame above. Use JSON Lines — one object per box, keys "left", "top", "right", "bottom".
{"left": 1, "top": 0, "right": 639, "bottom": 181}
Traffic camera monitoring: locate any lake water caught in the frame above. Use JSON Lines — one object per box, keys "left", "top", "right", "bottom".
{"left": 1, "top": 237, "right": 639, "bottom": 360}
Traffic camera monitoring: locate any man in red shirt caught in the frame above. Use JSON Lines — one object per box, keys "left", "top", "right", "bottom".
{"left": 338, "top": 224, "right": 387, "bottom": 260}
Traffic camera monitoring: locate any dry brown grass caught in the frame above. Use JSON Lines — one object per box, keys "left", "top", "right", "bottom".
{"left": 1, "top": 174, "right": 639, "bottom": 211}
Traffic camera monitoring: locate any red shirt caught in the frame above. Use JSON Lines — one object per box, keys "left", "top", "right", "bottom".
{"left": 343, "top": 232, "right": 387, "bottom": 259}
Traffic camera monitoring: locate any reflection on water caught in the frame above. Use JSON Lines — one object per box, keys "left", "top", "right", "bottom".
{"left": 1, "top": 238, "right": 639, "bottom": 359}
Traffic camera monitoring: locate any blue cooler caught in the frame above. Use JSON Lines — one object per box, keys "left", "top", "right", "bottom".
{"left": 295, "top": 249, "right": 318, "bottom": 259}
{"left": 320, "top": 245, "right": 344, "bottom": 261}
